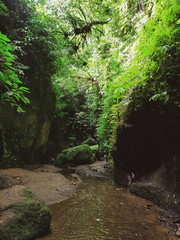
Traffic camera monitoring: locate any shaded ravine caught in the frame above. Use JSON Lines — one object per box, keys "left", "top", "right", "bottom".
{"left": 36, "top": 176, "right": 176, "bottom": 240}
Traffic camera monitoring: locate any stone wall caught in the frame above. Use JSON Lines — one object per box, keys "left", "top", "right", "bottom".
{"left": 113, "top": 95, "right": 180, "bottom": 210}
{"left": 0, "top": 103, "right": 54, "bottom": 167}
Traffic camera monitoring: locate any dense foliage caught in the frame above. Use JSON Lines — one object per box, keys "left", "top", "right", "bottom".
{"left": 46, "top": 0, "right": 180, "bottom": 148}
{"left": 0, "top": 0, "right": 59, "bottom": 114}
{"left": 0, "top": 0, "right": 179, "bottom": 157}
{"left": 0, "top": 1, "right": 30, "bottom": 112}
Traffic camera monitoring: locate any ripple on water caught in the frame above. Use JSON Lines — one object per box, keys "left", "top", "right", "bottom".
{"left": 35, "top": 177, "right": 176, "bottom": 240}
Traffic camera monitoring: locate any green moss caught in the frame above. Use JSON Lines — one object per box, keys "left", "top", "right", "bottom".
{"left": 62, "top": 144, "right": 94, "bottom": 166}
{"left": 82, "top": 138, "right": 96, "bottom": 146}
{"left": 89, "top": 145, "right": 99, "bottom": 154}
{"left": 89, "top": 145, "right": 98, "bottom": 151}
{"left": 55, "top": 153, "right": 67, "bottom": 167}
{"left": 0, "top": 188, "right": 52, "bottom": 240}
{"left": 0, "top": 128, "right": 24, "bottom": 168}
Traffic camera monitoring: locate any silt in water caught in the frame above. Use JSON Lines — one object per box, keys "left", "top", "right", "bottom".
{"left": 36, "top": 176, "right": 176, "bottom": 240}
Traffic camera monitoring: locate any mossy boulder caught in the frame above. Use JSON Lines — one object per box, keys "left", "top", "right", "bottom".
{"left": 89, "top": 145, "right": 99, "bottom": 154}
{"left": 82, "top": 137, "right": 96, "bottom": 146}
{"left": 55, "top": 153, "right": 67, "bottom": 167}
{"left": 0, "top": 186, "right": 52, "bottom": 240}
{"left": 55, "top": 144, "right": 94, "bottom": 166}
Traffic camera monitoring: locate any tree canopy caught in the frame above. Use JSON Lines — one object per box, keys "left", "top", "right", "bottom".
{"left": 0, "top": 0, "right": 179, "bottom": 147}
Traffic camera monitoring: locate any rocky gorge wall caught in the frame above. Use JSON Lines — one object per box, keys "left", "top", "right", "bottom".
{"left": 0, "top": 90, "right": 55, "bottom": 167}
{"left": 0, "top": 0, "right": 57, "bottom": 167}
{"left": 113, "top": 91, "right": 180, "bottom": 211}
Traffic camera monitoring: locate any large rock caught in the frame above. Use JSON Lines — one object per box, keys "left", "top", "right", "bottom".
{"left": 0, "top": 99, "right": 54, "bottom": 167}
{"left": 113, "top": 90, "right": 180, "bottom": 211}
{"left": 0, "top": 0, "right": 56, "bottom": 168}
{"left": 0, "top": 185, "right": 52, "bottom": 240}
{"left": 55, "top": 144, "right": 94, "bottom": 166}
{"left": 0, "top": 167, "right": 76, "bottom": 204}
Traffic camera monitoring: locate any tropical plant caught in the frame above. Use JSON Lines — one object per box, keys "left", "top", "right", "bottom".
{"left": 0, "top": 31, "right": 30, "bottom": 112}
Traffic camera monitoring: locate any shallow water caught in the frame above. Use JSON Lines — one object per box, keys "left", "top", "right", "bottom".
{"left": 36, "top": 176, "right": 176, "bottom": 240}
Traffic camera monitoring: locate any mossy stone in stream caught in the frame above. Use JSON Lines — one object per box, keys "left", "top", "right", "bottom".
{"left": 58, "top": 144, "right": 94, "bottom": 166}
{"left": 89, "top": 145, "right": 99, "bottom": 154}
{"left": 0, "top": 187, "right": 52, "bottom": 240}
{"left": 82, "top": 137, "right": 96, "bottom": 146}
{"left": 55, "top": 153, "right": 67, "bottom": 166}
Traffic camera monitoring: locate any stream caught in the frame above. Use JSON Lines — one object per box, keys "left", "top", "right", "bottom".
{"left": 36, "top": 176, "right": 176, "bottom": 240}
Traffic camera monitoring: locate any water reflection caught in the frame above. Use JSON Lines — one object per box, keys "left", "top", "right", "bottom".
{"left": 36, "top": 177, "right": 175, "bottom": 240}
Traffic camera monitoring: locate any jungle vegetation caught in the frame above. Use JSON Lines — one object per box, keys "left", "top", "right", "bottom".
{"left": 0, "top": 0, "right": 179, "bottom": 155}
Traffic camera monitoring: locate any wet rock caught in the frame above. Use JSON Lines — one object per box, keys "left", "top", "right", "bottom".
{"left": 71, "top": 161, "right": 111, "bottom": 178}
{"left": 32, "top": 164, "right": 62, "bottom": 173}
{"left": 0, "top": 168, "right": 76, "bottom": 204}
{"left": 0, "top": 186, "right": 52, "bottom": 240}
{"left": 58, "top": 144, "right": 94, "bottom": 166}
{"left": 113, "top": 88, "right": 180, "bottom": 213}
{"left": 70, "top": 174, "right": 81, "bottom": 181}
{"left": 55, "top": 153, "right": 66, "bottom": 167}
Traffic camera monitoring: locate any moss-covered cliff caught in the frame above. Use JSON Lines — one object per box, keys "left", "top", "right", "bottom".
{"left": 113, "top": 84, "right": 180, "bottom": 210}
{"left": 0, "top": 0, "right": 56, "bottom": 167}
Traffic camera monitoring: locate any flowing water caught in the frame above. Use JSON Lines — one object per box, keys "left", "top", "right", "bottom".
{"left": 36, "top": 176, "right": 176, "bottom": 240}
